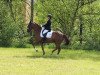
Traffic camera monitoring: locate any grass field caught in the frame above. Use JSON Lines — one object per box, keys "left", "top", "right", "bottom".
{"left": 0, "top": 47, "right": 100, "bottom": 75}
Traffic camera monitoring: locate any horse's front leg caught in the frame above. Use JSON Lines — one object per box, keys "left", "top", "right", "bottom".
{"left": 30, "top": 38, "right": 38, "bottom": 52}
{"left": 41, "top": 43, "right": 45, "bottom": 55}
{"left": 32, "top": 43, "right": 38, "bottom": 52}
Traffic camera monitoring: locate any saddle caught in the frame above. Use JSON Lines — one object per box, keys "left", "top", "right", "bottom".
{"left": 40, "top": 27, "right": 53, "bottom": 38}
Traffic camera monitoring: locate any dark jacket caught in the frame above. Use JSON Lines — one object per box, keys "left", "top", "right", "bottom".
{"left": 43, "top": 19, "right": 51, "bottom": 31}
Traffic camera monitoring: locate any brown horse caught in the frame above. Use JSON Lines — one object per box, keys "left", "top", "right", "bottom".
{"left": 27, "top": 21, "right": 69, "bottom": 55}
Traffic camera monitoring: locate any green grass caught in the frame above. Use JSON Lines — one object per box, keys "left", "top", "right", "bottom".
{"left": 0, "top": 47, "right": 100, "bottom": 75}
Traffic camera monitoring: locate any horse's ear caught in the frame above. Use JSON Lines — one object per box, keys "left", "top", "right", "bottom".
{"left": 29, "top": 21, "right": 32, "bottom": 25}
{"left": 29, "top": 20, "right": 32, "bottom": 23}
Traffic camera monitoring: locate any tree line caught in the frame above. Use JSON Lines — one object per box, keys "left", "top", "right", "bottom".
{"left": 0, "top": 0, "right": 100, "bottom": 50}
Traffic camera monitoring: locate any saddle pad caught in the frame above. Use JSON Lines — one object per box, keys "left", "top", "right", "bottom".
{"left": 40, "top": 27, "right": 53, "bottom": 38}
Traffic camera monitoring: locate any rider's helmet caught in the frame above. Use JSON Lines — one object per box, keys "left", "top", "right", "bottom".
{"left": 47, "top": 14, "right": 52, "bottom": 19}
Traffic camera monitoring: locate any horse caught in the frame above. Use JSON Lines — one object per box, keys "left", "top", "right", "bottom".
{"left": 27, "top": 21, "right": 70, "bottom": 55}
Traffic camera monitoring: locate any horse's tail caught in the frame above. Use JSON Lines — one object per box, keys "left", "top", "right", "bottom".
{"left": 63, "top": 34, "right": 70, "bottom": 45}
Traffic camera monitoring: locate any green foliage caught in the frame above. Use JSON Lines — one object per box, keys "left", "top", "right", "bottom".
{"left": 0, "top": 1, "right": 15, "bottom": 46}
{"left": 34, "top": 0, "right": 100, "bottom": 50}
{"left": 0, "top": 0, "right": 100, "bottom": 50}
{"left": 34, "top": 0, "right": 77, "bottom": 34}
{"left": 0, "top": 0, "right": 27, "bottom": 47}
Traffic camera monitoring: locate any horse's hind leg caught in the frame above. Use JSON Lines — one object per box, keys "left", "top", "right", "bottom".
{"left": 53, "top": 43, "right": 61, "bottom": 55}
{"left": 41, "top": 43, "right": 45, "bottom": 55}
{"left": 51, "top": 47, "right": 57, "bottom": 55}
{"left": 57, "top": 45, "right": 61, "bottom": 55}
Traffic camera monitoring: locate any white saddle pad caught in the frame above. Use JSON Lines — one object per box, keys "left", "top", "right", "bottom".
{"left": 40, "top": 27, "right": 53, "bottom": 38}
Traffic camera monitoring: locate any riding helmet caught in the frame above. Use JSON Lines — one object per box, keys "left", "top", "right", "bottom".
{"left": 47, "top": 14, "right": 52, "bottom": 19}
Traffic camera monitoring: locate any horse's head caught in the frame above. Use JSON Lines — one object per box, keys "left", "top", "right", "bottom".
{"left": 27, "top": 21, "right": 41, "bottom": 33}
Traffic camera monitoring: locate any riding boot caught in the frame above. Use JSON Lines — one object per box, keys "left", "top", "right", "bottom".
{"left": 42, "top": 33, "right": 47, "bottom": 43}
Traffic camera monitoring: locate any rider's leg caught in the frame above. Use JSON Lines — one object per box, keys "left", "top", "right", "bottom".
{"left": 42, "top": 29, "right": 49, "bottom": 43}
{"left": 42, "top": 33, "right": 47, "bottom": 43}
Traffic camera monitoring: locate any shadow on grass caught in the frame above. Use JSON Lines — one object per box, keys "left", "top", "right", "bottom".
{"left": 26, "top": 54, "right": 65, "bottom": 59}
{"left": 14, "top": 54, "right": 100, "bottom": 62}
{"left": 14, "top": 50, "right": 100, "bottom": 61}
{"left": 29, "top": 51, "right": 100, "bottom": 61}
{"left": 14, "top": 54, "right": 65, "bottom": 59}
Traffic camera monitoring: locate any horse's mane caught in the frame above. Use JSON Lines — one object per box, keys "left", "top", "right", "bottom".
{"left": 32, "top": 22, "right": 41, "bottom": 30}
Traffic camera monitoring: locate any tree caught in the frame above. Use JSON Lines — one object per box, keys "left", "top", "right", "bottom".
{"left": 34, "top": 0, "right": 100, "bottom": 50}
{"left": 31, "top": 0, "right": 34, "bottom": 22}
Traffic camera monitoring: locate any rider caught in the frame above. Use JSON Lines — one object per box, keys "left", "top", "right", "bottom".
{"left": 42, "top": 14, "right": 52, "bottom": 43}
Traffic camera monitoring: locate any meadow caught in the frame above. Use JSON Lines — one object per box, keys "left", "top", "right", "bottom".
{"left": 0, "top": 47, "right": 100, "bottom": 75}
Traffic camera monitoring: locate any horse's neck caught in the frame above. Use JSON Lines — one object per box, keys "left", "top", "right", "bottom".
{"left": 32, "top": 23, "right": 41, "bottom": 37}
{"left": 34, "top": 29, "right": 41, "bottom": 34}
